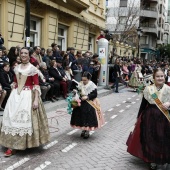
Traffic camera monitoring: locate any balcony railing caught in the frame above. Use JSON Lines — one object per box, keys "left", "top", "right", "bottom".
{"left": 140, "top": 23, "right": 156, "bottom": 28}
{"left": 141, "top": 7, "right": 157, "bottom": 11}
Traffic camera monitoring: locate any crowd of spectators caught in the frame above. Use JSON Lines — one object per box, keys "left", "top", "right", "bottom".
{"left": 0, "top": 43, "right": 101, "bottom": 111}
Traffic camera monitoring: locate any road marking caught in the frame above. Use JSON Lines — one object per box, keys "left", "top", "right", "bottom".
{"left": 116, "top": 104, "right": 121, "bottom": 107}
{"left": 111, "top": 115, "right": 117, "bottom": 119}
{"left": 102, "top": 122, "right": 108, "bottom": 127}
{"left": 132, "top": 102, "right": 136, "bottom": 104}
{"left": 132, "top": 95, "right": 136, "bottom": 97}
{"left": 108, "top": 108, "right": 113, "bottom": 112}
{"left": 67, "top": 129, "right": 79, "bottom": 135}
{"left": 43, "top": 140, "right": 58, "bottom": 149}
{"left": 61, "top": 143, "right": 77, "bottom": 153}
{"left": 6, "top": 158, "right": 30, "bottom": 170}
{"left": 127, "top": 98, "right": 131, "bottom": 100}
{"left": 122, "top": 101, "right": 126, "bottom": 103}
{"left": 119, "top": 110, "right": 124, "bottom": 113}
{"left": 136, "top": 98, "right": 140, "bottom": 100}
{"left": 103, "top": 113, "right": 105, "bottom": 116}
{"left": 34, "top": 161, "right": 51, "bottom": 170}
{"left": 89, "top": 131, "right": 95, "bottom": 135}
{"left": 126, "top": 105, "right": 131, "bottom": 108}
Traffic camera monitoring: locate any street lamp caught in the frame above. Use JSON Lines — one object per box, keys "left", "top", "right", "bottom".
{"left": 136, "top": 27, "right": 143, "bottom": 58}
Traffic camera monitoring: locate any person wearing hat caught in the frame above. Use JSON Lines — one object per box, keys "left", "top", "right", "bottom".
{"left": 51, "top": 43, "right": 62, "bottom": 61}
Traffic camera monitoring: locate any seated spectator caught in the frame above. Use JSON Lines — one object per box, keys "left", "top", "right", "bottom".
{"left": 43, "top": 48, "right": 53, "bottom": 69}
{"left": 8, "top": 47, "right": 19, "bottom": 66}
{"left": 0, "top": 33, "right": 4, "bottom": 48}
{"left": 0, "top": 49, "right": 4, "bottom": 68}
{"left": 33, "top": 46, "right": 42, "bottom": 64}
{"left": 40, "top": 62, "right": 59, "bottom": 102}
{"left": 49, "top": 60, "right": 68, "bottom": 99}
{"left": 62, "top": 53, "right": 70, "bottom": 69}
{"left": 0, "top": 83, "right": 6, "bottom": 111}
{"left": 1, "top": 47, "right": 9, "bottom": 63}
{"left": 0, "top": 62, "right": 13, "bottom": 108}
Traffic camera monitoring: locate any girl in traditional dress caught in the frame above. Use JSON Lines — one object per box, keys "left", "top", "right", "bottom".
{"left": 127, "top": 68, "right": 170, "bottom": 170}
{"left": 70, "top": 72, "right": 105, "bottom": 139}
{"left": 128, "top": 62, "right": 144, "bottom": 91}
{"left": 0, "top": 47, "right": 50, "bottom": 157}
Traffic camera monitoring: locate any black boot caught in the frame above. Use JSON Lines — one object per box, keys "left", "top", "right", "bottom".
{"left": 84, "top": 131, "right": 89, "bottom": 139}
{"left": 81, "top": 130, "right": 86, "bottom": 137}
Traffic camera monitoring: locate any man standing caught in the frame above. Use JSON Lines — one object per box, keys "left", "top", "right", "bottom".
{"left": 69, "top": 47, "right": 77, "bottom": 71}
{"left": 51, "top": 43, "right": 62, "bottom": 60}
{"left": 0, "top": 33, "right": 4, "bottom": 48}
{"left": 113, "top": 59, "right": 121, "bottom": 93}
{"left": 33, "top": 46, "right": 42, "bottom": 64}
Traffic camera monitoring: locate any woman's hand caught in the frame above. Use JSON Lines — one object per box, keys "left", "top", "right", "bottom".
{"left": 33, "top": 100, "right": 39, "bottom": 110}
{"left": 81, "top": 96, "right": 88, "bottom": 101}
{"left": 162, "top": 102, "right": 170, "bottom": 110}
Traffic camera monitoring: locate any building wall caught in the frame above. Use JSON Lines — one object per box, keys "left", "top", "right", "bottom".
{"left": 0, "top": 0, "right": 105, "bottom": 52}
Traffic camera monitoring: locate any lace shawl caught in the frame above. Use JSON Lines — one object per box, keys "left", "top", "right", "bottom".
{"left": 143, "top": 84, "right": 170, "bottom": 104}
{"left": 77, "top": 81, "right": 97, "bottom": 96}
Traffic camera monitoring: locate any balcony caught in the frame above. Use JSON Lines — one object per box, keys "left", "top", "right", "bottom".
{"left": 140, "top": 23, "right": 158, "bottom": 36}
{"left": 140, "top": 7, "right": 158, "bottom": 19}
{"left": 38, "top": 0, "right": 90, "bottom": 13}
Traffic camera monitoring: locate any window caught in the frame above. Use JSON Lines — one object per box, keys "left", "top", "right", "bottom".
{"left": 106, "top": 0, "right": 108, "bottom": 6}
{"left": 140, "top": 36, "right": 148, "bottom": 44}
{"left": 159, "top": 4, "right": 162, "bottom": 14}
{"left": 120, "top": 0, "right": 128, "bottom": 7}
{"left": 88, "top": 34, "right": 94, "bottom": 53}
{"left": 29, "top": 17, "right": 41, "bottom": 47}
{"left": 158, "top": 31, "right": 160, "bottom": 40}
{"left": 58, "top": 24, "right": 67, "bottom": 51}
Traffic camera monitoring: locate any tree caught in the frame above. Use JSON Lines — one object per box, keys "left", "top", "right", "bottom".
{"left": 106, "top": 0, "right": 142, "bottom": 47}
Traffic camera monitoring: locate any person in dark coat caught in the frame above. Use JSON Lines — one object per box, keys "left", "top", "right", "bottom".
{"left": 40, "top": 62, "right": 59, "bottom": 102}
{"left": 0, "top": 62, "right": 13, "bottom": 108}
{"left": 51, "top": 43, "right": 62, "bottom": 61}
{"left": 0, "top": 34, "right": 4, "bottom": 48}
{"left": 68, "top": 47, "right": 78, "bottom": 71}
{"left": 49, "top": 60, "right": 68, "bottom": 99}
{"left": 112, "top": 58, "right": 121, "bottom": 93}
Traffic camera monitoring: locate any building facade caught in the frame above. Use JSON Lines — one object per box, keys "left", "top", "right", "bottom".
{"left": 106, "top": 0, "right": 140, "bottom": 58}
{"left": 140, "top": 0, "right": 167, "bottom": 60}
{"left": 0, "top": 0, "right": 106, "bottom": 52}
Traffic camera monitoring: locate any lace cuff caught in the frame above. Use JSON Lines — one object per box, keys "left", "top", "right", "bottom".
{"left": 10, "top": 82, "right": 17, "bottom": 89}
{"left": 33, "top": 85, "right": 41, "bottom": 96}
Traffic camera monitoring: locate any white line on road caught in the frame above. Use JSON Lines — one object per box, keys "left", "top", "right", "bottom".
{"left": 136, "top": 98, "right": 140, "bottom": 100}
{"left": 132, "top": 95, "right": 136, "bottom": 97}
{"left": 122, "top": 101, "right": 126, "bottom": 103}
{"left": 108, "top": 108, "right": 113, "bottom": 112}
{"left": 126, "top": 105, "right": 131, "bottom": 108}
{"left": 116, "top": 104, "right": 121, "bottom": 107}
{"left": 34, "top": 161, "right": 51, "bottom": 170}
{"left": 43, "top": 140, "right": 58, "bottom": 150}
{"left": 119, "top": 110, "right": 124, "bottom": 113}
{"left": 132, "top": 102, "right": 136, "bottom": 104}
{"left": 61, "top": 143, "right": 77, "bottom": 153}
{"left": 67, "top": 129, "right": 79, "bottom": 135}
{"left": 127, "top": 98, "right": 131, "bottom": 100}
{"left": 89, "top": 131, "right": 95, "bottom": 135}
{"left": 102, "top": 122, "right": 108, "bottom": 127}
{"left": 6, "top": 157, "right": 30, "bottom": 170}
{"left": 110, "top": 115, "right": 117, "bottom": 119}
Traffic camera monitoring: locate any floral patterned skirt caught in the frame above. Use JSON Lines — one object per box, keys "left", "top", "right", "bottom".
{"left": 0, "top": 93, "right": 50, "bottom": 150}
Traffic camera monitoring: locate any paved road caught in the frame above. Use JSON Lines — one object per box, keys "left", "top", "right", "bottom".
{"left": 0, "top": 88, "right": 155, "bottom": 170}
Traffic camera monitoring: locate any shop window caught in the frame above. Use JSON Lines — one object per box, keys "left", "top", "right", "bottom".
{"left": 58, "top": 25, "right": 67, "bottom": 51}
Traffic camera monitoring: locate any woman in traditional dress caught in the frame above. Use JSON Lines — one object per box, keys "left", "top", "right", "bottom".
{"left": 128, "top": 61, "right": 144, "bottom": 91}
{"left": 127, "top": 68, "right": 170, "bottom": 170}
{"left": 70, "top": 72, "right": 105, "bottom": 139}
{"left": 0, "top": 47, "right": 50, "bottom": 157}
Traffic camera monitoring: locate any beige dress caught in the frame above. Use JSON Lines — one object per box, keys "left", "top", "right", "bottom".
{"left": 0, "top": 63, "right": 50, "bottom": 150}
